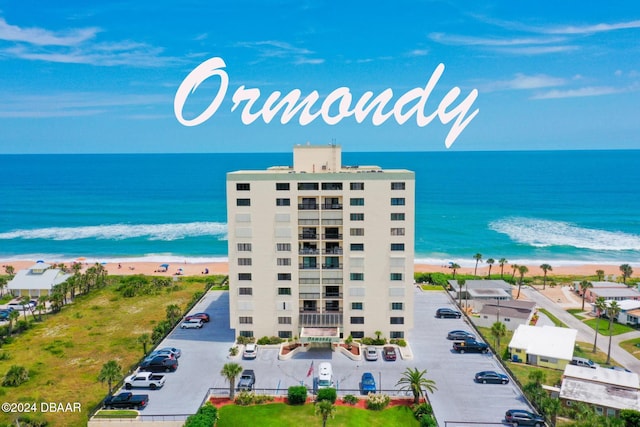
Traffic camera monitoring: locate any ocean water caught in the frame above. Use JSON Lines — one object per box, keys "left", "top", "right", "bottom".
{"left": 0, "top": 150, "right": 639, "bottom": 267}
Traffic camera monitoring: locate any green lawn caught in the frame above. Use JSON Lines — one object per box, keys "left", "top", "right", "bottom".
{"left": 217, "top": 403, "right": 419, "bottom": 427}
{"left": 420, "top": 284, "right": 446, "bottom": 291}
{"left": 620, "top": 337, "right": 640, "bottom": 361}
{"left": 583, "top": 318, "right": 636, "bottom": 336}
{"left": 566, "top": 309, "right": 586, "bottom": 320}
{"left": 537, "top": 308, "right": 567, "bottom": 327}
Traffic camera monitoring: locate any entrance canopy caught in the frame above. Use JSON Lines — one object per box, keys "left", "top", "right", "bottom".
{"left": 300, "top": 327, "right": 341, "bottom": 344}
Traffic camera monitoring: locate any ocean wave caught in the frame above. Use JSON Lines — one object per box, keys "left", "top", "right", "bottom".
{"left": 0, "top": 222, "right": 228, "bottom": 241}
{"left": 489, "top": 217, "right": 640, "bottom": 251}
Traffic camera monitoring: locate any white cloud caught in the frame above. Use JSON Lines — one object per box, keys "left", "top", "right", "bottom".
{"left": 539, "top": 20, "right": 640, "bottom": 35}
{"left": 482, "top": 73, "right": 566, "bottom": 92}
{"left": 236, "top": 40, "right": 322, "bottom": 65}
{"left": 0, "top": 17, "right": 98, "bottom": 46}
{"left": 428, "top": 32, "right": 566, "bottom": 47}
{"left": 532, "top": 86, "right": 621, "bottom": 99}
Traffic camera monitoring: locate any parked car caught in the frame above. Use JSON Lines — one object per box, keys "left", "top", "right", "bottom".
{"left": 154, "top": 347, "right": 182, "bottom": 358}
{"left": 237, "top": 369, "right": 256, "bottom": 391}
{"left": 382, "top": 346, "right": 397, "bottom": 361}
{"left": 571, "top": 357, "right": 599, "bottom": 369}
{"left": 447, "top": 330, "right": 475, "bottom": 340}
{"left": 0, "top": 310, "right": 11, "bottom": 320}
{"left": 361, "top": 372, "right": 376, "bottom": 394}
{"left": 185, "top": 312, "right": 210, "bottom": 322}
{"left": 103, "top": 392, "right": 149, "bottom": 410}
{"left": 180, "top": 318, "right": 204, "bottom": 329}
{"left": 474, "top": 370, "right": 509, "bottom": 384}
{"left": 243, "top": 343, "right": 257, "bottom": 359}
{"left": 365, "top": 347, "right": 378, "bottom": 361}
{"left": 140, "top": 356, "right": 178, "bottom": 373}
{"left": 124, "top": 372, "right": 166, "bottom": 390}
{"left": 436, "top": 307, "right": 462, "bottom": 318}
{"left": 504, "top": 409, "right": 545, "bottom": 426}
{"left": 317, "top": 362, "right": 334, "bottom": 389}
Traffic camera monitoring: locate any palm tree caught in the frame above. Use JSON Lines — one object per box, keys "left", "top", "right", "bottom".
{"left": 19, "top": 296, "right": 31, "bottom": 321}
{"left": 619, "top": 264, "right": 633, "bottom": 284}
{"left": 511, "top": 264, "right": 519, "bottom": 280}
{"left": 396, "top": 367, "right": 437, "bottom": 405}
{"left": 516, "top": 265, "right": 528, "bottom": 299}
{"left": 592, "top": 297, "right": 607, "bottom": 353}
{"left": 539, "top": 264, "right": 552, "bottom": 290}
{"left": 605, "top": 301, "right": 621, "bottom": 364}
{"left": 498, "top": 258, "right": 508, "bottom": 278}
{"left": 36, "top": 295, "right": 48, "bottom": 321}
{"left": 137, "top": 333, "right": 152, "bottom": 355}
{"left": 542, "top": 396, "right": 562, "bottom": 427}
{"left": 221, "top": 362, "right": 243, "bottom": 400}
{"left": 491, "top": 321, "right": 507, "bottom": 351}
{"left": 450, "top": 263, "right": 460, "bottom": 279}
{"left": 579, "top": 280, "right": 593, "bottom": 311}
{"left": 0, "top": 277, "right": 6, "bottom": 296}
{"left": 473, "top": 253, "right": 482, "bottom": 277}
{"left": 4, "top": 265, "right": 15, "bottom": 277}
{"left": 486, "top": 258, "right": 495, "bottom": 278}
{"left": 596, "top": 269, "right": 605, "bottom": 281}
{"left": 165, "top": 304, "right": 182, "bottom": 323}
{"left": 97, "top": 360, "right": 122, "bottom": 395}
{"left": 457, "top": 279, "right": 465, "bottom": 308}
{"left": 315, "top": 400, "right": 336, "bottom": 427}
{"left": 7, "top": 310, "right": 19, "bottom": 337}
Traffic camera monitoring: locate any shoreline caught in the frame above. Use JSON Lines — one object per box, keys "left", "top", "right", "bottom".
{"left": 0, "top": 257, "right": 629, "bottom": 279}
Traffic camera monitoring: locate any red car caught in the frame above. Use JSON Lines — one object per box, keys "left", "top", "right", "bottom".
{"left": 383, "top": 346, "right": 397, "bottom": 361}
{"left": 185, "top": 312, "right": 210, "bottom": 322}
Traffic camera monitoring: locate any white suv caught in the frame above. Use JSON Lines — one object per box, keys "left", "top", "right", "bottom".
{"left": 180, "top": 318, "right": 203, "bottom": 329}
{"left": 243, "top": 343, "right": 257, "bottom": 359}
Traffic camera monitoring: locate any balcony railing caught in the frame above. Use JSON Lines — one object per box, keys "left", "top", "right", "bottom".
{"left": 299, "top": 292, "right": 321, "bottom": 299}
{"left": 322, "top": 234, "right": 342, "bottom": 240}
{"left": 299, "top": 234, "right": 318, "bottom": 240}
{"left": 299, "top": 313, "right": 343, "bottom": 327}
{"left": 299, "top": 248, "right": 320, "bottom": 255}
{"left": 322, "top": 203, "right": 343, "bottom": 210}
{"left": 299, "top": 264, "right": 319, "bottom": 270}
{"left": 322, "top": 264, "right": 343, "bottom": 270}
{"left": 323, "top": 293, "right": 343, "bottom": 298}
{"left": 323, "top": 248, "right": 343, "bottom": 254}
{"left": 298, "top": 204, "right": 318, "bottom": 210}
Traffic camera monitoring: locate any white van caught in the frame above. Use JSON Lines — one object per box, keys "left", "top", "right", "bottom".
{"left": 571, "top": 357, "right": 599, "bottom": 369}
{"left": 317, "top": 362, "right": 333, "bottom": 389}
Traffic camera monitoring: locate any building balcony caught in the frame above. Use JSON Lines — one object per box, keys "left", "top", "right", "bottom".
{"left": 323, "top": 248, "right": 343, "bottom": 254}
{"left": 322, "top": 234, "right": 342, "bottom": 240}
{"left": 322, "top": 264, "right": 342, "bottom": 270}
{"left": 321, "top": 203, "right": 343, "bottom": 210}
{"left": 298, "top": 204, "right": 318, "bottom": 210}
{"left": 299, "top": 264, "right": 319, "bottom": 270}
{"left": 299, "top": 292, "right": 321, "bottom": 299}
{"left": 299, "top": 234, "right": 318, "bottom": 240}
{"left": 299, "top": 248, "right": 320, "bottom": 255}
{"left": 299, "top": 313, "right": 343, "bottom": 327}
{"left": 323, "top": 293, "right": 343, "bottom": 298}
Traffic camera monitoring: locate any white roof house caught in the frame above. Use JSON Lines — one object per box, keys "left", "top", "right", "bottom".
{"left": 7, "top": 263, "right": 72, "bottom": 297}
{"left": 509, "top": 325, "right": 577, "bottom": 369}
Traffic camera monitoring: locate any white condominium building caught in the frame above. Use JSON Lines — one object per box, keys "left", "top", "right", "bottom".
{"left": 226, "top": 144, "right": 414, "bottom": 344}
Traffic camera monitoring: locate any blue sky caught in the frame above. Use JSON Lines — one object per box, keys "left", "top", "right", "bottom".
{"left": 0, "top": 1, "right": 639, "bottom": 153}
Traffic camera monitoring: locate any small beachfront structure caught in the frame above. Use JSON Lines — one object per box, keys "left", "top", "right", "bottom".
{"left": 508, "top": 325, "right": 577, "bottom": 370}
{"left": 473, "top": 299, "right": 536, "bottom": 331}
{"left": 7, "top": 263, "right": 72, "bottom": 298}
{"left": 560, "top": 364, "right": 640, "bottom": 417}
{"left": 575, "top": 281, "right": 640, "bottom": 304}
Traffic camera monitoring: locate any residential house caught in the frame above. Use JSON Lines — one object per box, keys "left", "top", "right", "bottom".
{"left": 7, "top": 262, "right": 72, "bottom": 298}
{"left": 508, "top": 325, "right": 577, "bottom": 370}
{"left": 473, "top": 299, "right": 536, "bottom": 331}
{"left": 575, "top": 281, "right": 640, "bottom": 304}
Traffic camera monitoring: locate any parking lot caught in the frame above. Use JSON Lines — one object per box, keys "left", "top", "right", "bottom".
{"left": 132, "top": 288, "right": 536, "bottom": 425}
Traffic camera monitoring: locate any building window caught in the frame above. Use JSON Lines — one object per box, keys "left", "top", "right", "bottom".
{"left": 351, "top": 302, "right": 363, "bottom": 310}
{"left": 391, "top": 213, "right": 405, "bottom": 221}
{"left": 391, "top": 182, "right": 405, "bottom": 190}
{"left": 350, "top": 243, "right": 364, "bottom": 251}
{"left": 277, "top": 287, "right": 292, "bottom": 295}
{"left": 391, "top": 302, "right": 404, "bottom": 310}
{"left": 239, "top": 330, "right": 254, "bottom": 338}
{"left": 350, "top": 317, "right": 365, "bottom": 324}
{"left": 390, "top": 273, "right": 403, "bottom": 281}
{"left": 350, "top": 228, "right": 364, "bottom": 236}
{"left": 277, "top": 273, "right": 292, "bottom": 281}
{"left": 350, "top": 273, "right": 364, "bottom": 281}
{"left": 238, "top": 258, "right": 252, "bottom": 266}
{"left": 276, "top": 198, "right": 291, "bottom": 206}
{"left": 276, "top": 243, "right": 291, "bottom": 251}
{"left": 391, "top": 197, "right": 405, "bottom": 206}
{"left": 238, "top": 287, "right": 252, "bottom": 295}
{"left": 236, "top": 183, "right": 251, "bottom": 191}
{"left": 391, "top": 243, "right": 405, "bottom": 251}
{"left": 237, "top": 243, "right": 252, "bottom": 251}
{"left": 298, "top": 182, "right": 319, "bottom": 190}
{"left": 278, "top": 316, "right": 292, "bottom": 324}
{"left": 236, "top": 198, "right": 251, "bottom": 206}
{"left": 391, "top": 228, "right": 405, "bottom": 236}
{"left": 390, "top": 317, "right": 404, "bottom": 324}
{"left": 390, "top": 331, "right": 405, "bottom": 339}
{"left": 276, "top": 183, "right": 290, "bottom": 191}
{"left": 277, "top": 258, "right": 291, "bottom": 266}
{"left": 238, "top": 273, "right": 252, "bottom": 281}
{"left": 239, "top": 316, "right": 253, "bottom": 324}
{"left": 350, "top": 213, "right": 364, "bottom": 221}
{"left": 278, "top": 330, "right": 293, "bottom": 339}
{"left": 322, "top": 182, "right": 342, "bottom": 190}
{"left": 350, "top": 182, "right": 364, "bottom": 190}
{"left": 350, "top": 198, "right": 364, "bottom": 206}
{"left": 351, "top": 331, "right": 364, "bottom": 338}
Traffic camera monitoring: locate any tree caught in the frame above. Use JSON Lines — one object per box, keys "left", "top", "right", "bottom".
{"left": 396, "top": 367, "right": 437, "bottom": 405}
{"left": 315, "top": 399, "right": 336, "bottom": 427}
{"left": 473, "top": 253, "right": 482, "bottom": 277}
{"left": 511, "top": 264, "right": 519, "bottom": 280}
{"left": 457, "top": 279, "right": 465, "bottom": 308}
{"left": 4, "top": 265, "right": 15, "bottom": 277}
{"left": 36, "top": 296, "right": 48, "bottom": 321}
{"left": 498, "top": 258, "right": 508, "bottom": 278}
{"left": 0, "top": 277, "right": 6, "bottom": 296}
{"left": 165, "top": 304, "right": 182, "bottom": 323}
{"left": 620, "top": 264, "right": 633, "bottom": 284}
{"left": 593, "top": 297, "right": 607, "bottom": 353}
{"left": 516, "top": 265, "right": 528, "bottom": 299}
{"left": 137, "top": 333, "right": 151, "bottom": 355}
{"left": 19, "top": 296, "right": 31, "bottom": 321}
{"left": 2, "top": 365, "right": 29, "bottom": 387}
{"left": 450, "top": 263, "right": 460, "bottom": 279}
{"left": 596, "top": 269, "right": 605, "bottom": 281}
{"left": 605, "top": 301, "right": 621, "bottom": 364}
{"left": 486, "top": 258, "right": 495, "bottom": 278}
{"left": 539, "top": 264, "right": 552, "bottom": 290}
{"left": 579, "top": 280, "right": 593, "bottom": 311}
{"left": 491, "top": 321, "right": 507, "bottom": 351}
{"left": 221, "top": 362, "right": 243, "bottom": 400}
{"left": 7, "top": 310, "right": 19, "bottom": 337}
{"left": 541, "top": 396, "right": 561, "bottom": 427}
{"left": 98, "top": 360, "right": 122, "bottom": 395}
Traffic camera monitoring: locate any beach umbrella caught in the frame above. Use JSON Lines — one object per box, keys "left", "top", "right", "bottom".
{"left": 160, "top": 263, "right": 169, "bottom": 268}
{"left": 36, "top": 260, "right": 45, "bottom": 263}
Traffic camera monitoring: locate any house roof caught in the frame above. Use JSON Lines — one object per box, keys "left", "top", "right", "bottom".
{"left": 564, "top": 365, "right": 639, "bottom": 390}
{"left": 508, "top": 325, "right": 577, "bottom": 361}
{"left": 610, "top": 300, "right": 640, "bottom": 311}
{"left": 447, "top": 279, "right": 512, "bottom": 291}
{"left": 573, "top": 281, "right": 627, "bottom": 289}
{"left": 560, "top": 378, "right": 640, "bottom": 411}
{"left": 467, "top": 288, "right": 512, "bottom": 299}
{"left": 592, "top": 288, "right": 640, "bottom": 298}
{"left": 7, "top": 267, "right": 71, "bottom": 291}
{"left": 479, "top": 300, "right": 536, "bottom": 320}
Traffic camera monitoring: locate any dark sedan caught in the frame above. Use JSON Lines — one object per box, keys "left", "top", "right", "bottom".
{"left": 435, "top": 308, "right": 461, "bottom": 318}
{"left": 474, "top": 370, "right": 509, "bottom": 384}
{"left": 140, "top": 356, "right": 178, "bottom": 373}
{"left": 382, "top": 346, "right": 397, "bottom": 361}
{"left": 447, "top": 330, "right": 475, "bottom": 340}
{"left": 185, "top": 312, "right": 210, "bottom": 322}
{"left": 505, "top": 409, "right": 545, "bottom": 426}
